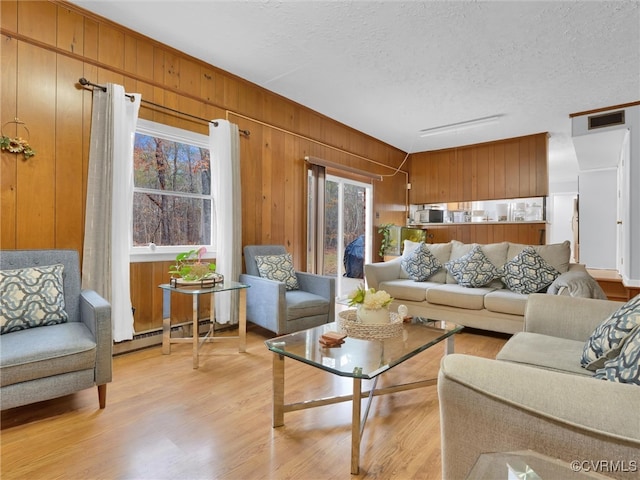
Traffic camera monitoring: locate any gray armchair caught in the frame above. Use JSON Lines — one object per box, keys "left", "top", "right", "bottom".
{"left": 239, "top": 245, "right": 335, "bottom": 335}
{"left": 0, "top": 250, "right": 112, "bottom": 410}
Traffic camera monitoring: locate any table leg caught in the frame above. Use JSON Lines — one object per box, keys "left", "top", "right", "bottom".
{"left": 351, "top": 377, "right": 362, "bottom": 475}
{"left": 162, "top": 291, "right": 171, "bottom": 355}
{"left": 238, "top": 289, "right": 247, "bottom": 352}
{"left": 192, "top": 294, "right": 199, "bottom": 369}
{"left": 162, "top": 314, "right": 171, "bottom": 355}
{"left": 445, "top": 334, "right": 455, "bottom": 355}
{"left": 272, "top": 353, "right": 285, "bottom": 427}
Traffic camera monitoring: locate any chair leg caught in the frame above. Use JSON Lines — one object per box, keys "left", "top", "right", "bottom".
{"left": 97, "top": 384, "right": 107, "bottom": 409}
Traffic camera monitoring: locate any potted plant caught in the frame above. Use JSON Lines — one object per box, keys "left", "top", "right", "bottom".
{"left": 168, "top": 247, "right": 218, "bottom": 284}
{"left": 378, "top": 223, "right": 396, "bottom": 259}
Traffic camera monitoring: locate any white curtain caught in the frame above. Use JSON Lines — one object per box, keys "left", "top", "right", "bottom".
{"left": 210, "top": 120, "right": 242, "bottom": 324}
{"left": 82, "top": 84, "right": 141, "bottom": 342}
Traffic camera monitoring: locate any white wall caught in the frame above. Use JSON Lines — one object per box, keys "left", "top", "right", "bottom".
{"left": 548, "top": 193, "right": 577, "bottom": 263}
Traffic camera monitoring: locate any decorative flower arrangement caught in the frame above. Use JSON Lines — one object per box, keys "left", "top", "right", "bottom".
{"left": 1, "top": 136, "right": 35, "bottom": 159}
{"left": 1, "top": 119, "right": 35, "bottom": 160}
{"left": 348, "top": 284, "right": 393, "bottom": 310}
{"left": 168, "top": 246, "right": 217, "bottom": 281}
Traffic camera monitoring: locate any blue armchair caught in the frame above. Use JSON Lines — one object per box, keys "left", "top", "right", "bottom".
{"left": 239, "top": 245, "right": 335, "bottom": 335}
{"left": 0, "top": 250, "right": 112, "bottom": 410}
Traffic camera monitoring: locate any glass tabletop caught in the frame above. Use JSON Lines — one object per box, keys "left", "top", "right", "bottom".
{"left": 158, "top": 280, "right": 249, "bottom": 295}
{"left": 265, "top": 318, "right": 462, "bottom": 379}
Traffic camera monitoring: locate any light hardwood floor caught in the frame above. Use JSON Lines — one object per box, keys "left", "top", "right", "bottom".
{"left": 1, "top": 324, "right": 508, "bottom": 480}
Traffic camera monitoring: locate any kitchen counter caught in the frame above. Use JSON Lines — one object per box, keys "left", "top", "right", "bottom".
{"left": 407, "top": 221, "right": 547, "bottom": 227}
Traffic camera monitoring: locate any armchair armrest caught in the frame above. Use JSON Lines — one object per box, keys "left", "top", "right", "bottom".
{"left": 296, "top": 272, "right": 335, "bottom": 323}
{"left": 524, "top": 293, "right": 623, "bottom": 341}
{"left": 364, "top": 257, "right": 403, "bottom": 290}
{"left": 80, "top": 289, "right": 112, "bottom": 385}
{"left": 296, "top": 272, "right": 335, "bottom": 299}
{"left": 238, "top": 273, "right": 286, "bottom": 333}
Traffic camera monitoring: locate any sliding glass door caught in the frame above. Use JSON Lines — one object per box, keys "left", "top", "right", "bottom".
{"left": 308, "top": 168, "right": 372, "bottom": 299}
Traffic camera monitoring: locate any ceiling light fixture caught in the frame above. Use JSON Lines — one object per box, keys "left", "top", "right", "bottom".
{"left": 419, "top": 115, "right": 503, "bottom": 137}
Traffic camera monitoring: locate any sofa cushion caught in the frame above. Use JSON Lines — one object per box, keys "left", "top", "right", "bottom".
{"left": 497, "top": 332, "right": 591, "bottom": 376}
{"left": 594, "top": 324, "right": 640, "bottom": 385}
{"left": 400, "top": 241, "right": 451, "bottom": 283}
{"left": 401, "top": 243, "right": 442, "bottom": 281}
{"left": 581, "top": 293, "right": 640, "bottom": 370}
{"left": 484, "top": 290, "right": 528, "bottom": 316}
{"left": 0, "top": 264, "right": 69, "bottom": 335}
{"left": 426, "top": 284, "right": 495, "bottom": 310}
{"left": 444, "top": 246, "right": 501, "bottom": 288}
{"left": 379, "top": 279, "right": 432, "bottom": 302}
{"left": 501, "top": 247, "right": 560, "bottom": 294}
{"left": 0, "top": 322, "right": 96, "bottom": 386}
{"left": 255, "top": 253, "right": 299, "bottom": 291}
{"left": 507, "top": 240, "right": 571, "bottom": 274}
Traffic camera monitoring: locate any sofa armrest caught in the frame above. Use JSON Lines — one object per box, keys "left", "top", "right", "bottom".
{"left": 525, "top": 293, "right": 623, "bottom": 341}
{"left": 547, "top": 269, "right": 607, "bottom": 299}
{"left": 364, "top": 257, "right": 403, "bottom": 290}
{"left": 80, "top": 289, "right": 112, "bottom": 385}
{"left": 438, "top": 354, "right": 640, "bottom": 480}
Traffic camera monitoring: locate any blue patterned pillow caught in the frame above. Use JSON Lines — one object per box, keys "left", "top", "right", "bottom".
{"left": 401, "top": 243, "right": 442, "bottom": 281}
{"left": 444, "top": 245, "right": 500, "bottom": 288}
{"left": 0, "top": 264, "right": 69, "bottom": 334}
{"left": 501, "top": 247, "right": 560, "bottom": 294}
{"left": 581, "top": 294, "right": 640, "bottom": 370}
{"left": 255, "top": 253, "right": 299, "bottom": 291}
{"left": 594, "top": 324, "right": 640, "bottom": 385}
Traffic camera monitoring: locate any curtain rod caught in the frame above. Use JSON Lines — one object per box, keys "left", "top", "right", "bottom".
{"left": 77, "top": 78, "right": 250, "bottom": 136}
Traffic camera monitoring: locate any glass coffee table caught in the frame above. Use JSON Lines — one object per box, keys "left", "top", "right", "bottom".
{"left": 265, "top": 317, "right": 463, "bottom": 474}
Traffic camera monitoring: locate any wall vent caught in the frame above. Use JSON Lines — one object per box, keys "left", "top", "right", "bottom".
{"left": 588, "top": 110, "right": 625, "bottom": 130}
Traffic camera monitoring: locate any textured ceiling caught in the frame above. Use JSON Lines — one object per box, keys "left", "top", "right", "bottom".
{"left": 70, "top": 0, "right": 640, "bottom": 185}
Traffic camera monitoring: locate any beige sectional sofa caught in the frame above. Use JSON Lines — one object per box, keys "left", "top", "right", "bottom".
{"left": 364, "top": 240, "right": 605, "bottom": 334}
{"left": 438, "top": 294, "right": 640, "bottom": 479}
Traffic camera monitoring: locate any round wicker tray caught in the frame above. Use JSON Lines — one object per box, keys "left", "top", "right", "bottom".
{"left": 337, "top": 309, "right": 403, "bottom": 340}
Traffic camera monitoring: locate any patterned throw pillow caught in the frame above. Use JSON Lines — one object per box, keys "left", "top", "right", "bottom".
{"left": 581, "top": 294, "right": 640, "bottom": 370}
{"left": 255, "top": 253, "right": 299, "bottom": 291}
{"left": 594, "top": 324, "right": 640, "bottom": 385}
{"left": 401, "top": 242, "right": 442, "bottom": 282}
{"left": 501, "top": 247, "right": 560, "bottom": 294}
{"left": 444, "top": 245, "right": 500, "bottom": 288}
{"left": 0, "top": 264, "right": 69, "bottom": 335}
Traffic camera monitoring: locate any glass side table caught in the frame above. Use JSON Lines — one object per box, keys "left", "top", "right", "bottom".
{"left": 158, "top": 281, "right": 249, "bottom": 368}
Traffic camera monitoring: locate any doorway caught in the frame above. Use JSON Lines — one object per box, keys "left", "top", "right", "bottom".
{"left": 308, "top": 169, "right": 373, "bottom": 300}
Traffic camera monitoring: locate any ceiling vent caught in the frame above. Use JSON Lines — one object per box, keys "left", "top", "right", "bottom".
{"left": 588, "top": 110, "right": 625, "bottom": 130}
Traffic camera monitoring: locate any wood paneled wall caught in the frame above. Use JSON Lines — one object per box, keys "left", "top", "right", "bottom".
{"left": 409, "top": 133, "right": 548, "bottom": 204}
{"left": 0, "top": 0, "right": 407, "bottom": 330}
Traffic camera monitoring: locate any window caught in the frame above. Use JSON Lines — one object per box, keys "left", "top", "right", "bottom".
{"left": 130, "top": 119, "right": 214, "bottom": 261}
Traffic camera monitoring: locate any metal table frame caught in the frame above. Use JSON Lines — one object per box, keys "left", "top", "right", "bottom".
{"left": 267, "top": 322, "right": 459, "bottom": 474}
{"left": 159, "top": 281, "right": 249, "bottom": 368}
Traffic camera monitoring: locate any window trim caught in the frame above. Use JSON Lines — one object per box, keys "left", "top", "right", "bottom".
{"left": 129, "top": 119, "right": 215, "bottom": 263}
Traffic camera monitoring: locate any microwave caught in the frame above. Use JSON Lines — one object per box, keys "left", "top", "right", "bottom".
{"left": 416, "top": 208, "right": 444, "bottom": 223}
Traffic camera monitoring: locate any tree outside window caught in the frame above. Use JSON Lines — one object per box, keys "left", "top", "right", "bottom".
{"left": 131, "top": 120, "right": 213, "bottom": 255}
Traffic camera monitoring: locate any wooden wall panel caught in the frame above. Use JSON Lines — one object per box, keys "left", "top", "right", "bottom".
{"left": 422, "top": 223, "right": 545, "bottom": 246}
{"left": 1, "top": 0, "right": 407, "bottom": 333}
{"left": 407, "top": 132, "right": 548, "bottom": 205}
{"left": 16, "top": 42, "right": 56, "bottom": 247}
{"left": 55, "top": 54, "right": 85, "bottom": 248}
{"left": 1, "top": 34, "right": 17, "bottom": 249}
